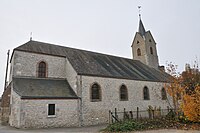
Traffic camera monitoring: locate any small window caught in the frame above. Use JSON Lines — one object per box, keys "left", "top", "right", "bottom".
{"left": 38, "top": 61, "right": 47, "bottom": 78}
{"left": 143, "top": 86, "right": 150, "bottom": 100}
{"left": 150, "top": 47, "right": 153, "bottom": 55}
{"left": 161, "top": 88, "right": 167, "bottom": 100}
{"left": 137, "top": 41, "right": 140, "bottom": 44}
{"left": 48, "top": 104, "right": 55, "bottom": 116}
{"left": 149, "top": 39, "right": 152, "bottom": 42}
{"left": 120, "top": 85, "right": 128, "bottom": 101}
{"left": 91, "top": 83, "right": 101, "bottom": 102}
{"left": 137, "top": 48, "right": 141, "bottom": 56}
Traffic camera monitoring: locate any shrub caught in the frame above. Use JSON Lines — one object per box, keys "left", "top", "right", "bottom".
{"left": 106, "top": 120, "right": 143, "bottom": 132}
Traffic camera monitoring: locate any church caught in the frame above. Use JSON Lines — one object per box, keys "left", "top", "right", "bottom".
{"left": 1, "top": 17, "right": 172, "bottom": 128}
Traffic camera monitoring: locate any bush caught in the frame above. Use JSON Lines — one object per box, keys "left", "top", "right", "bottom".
{"left": 178, "top": 115, "right": 191, "bottom": 124}
{"left": 106, "top": 120, "right": 144, "bottom": 132}
{"left": 166, "top": 109, "right": 176, "bottom": 119}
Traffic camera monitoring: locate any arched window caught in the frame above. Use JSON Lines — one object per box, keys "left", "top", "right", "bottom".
{"left": 91, "top": 83, "right": 101, "bottom": 102}
{"left": 150, "top": 47, "right": 153, "bottom": 55}
{"left": 137, "top": 48, "right": 141, "bottom": 56}
{"left": 38, "top": 61, "right": 47, "bottom": 78}
{"left": 120, "top": 85, "right": 128, "bottom": 101}
{"left": 161, "top": 88, "right": 167, "bottom": 100}
{"left": 143, "top": 86, "right": 150, "bottom": 100}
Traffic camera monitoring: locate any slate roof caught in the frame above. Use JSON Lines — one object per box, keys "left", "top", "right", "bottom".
{"left": 13, "top": 77, "right": 78, "bottom": 99}
{"left": 138, "top": 19, "right": 146, "bottom": 37}
{"left": 14, "top": 40, "right": 170, "bottom": 82}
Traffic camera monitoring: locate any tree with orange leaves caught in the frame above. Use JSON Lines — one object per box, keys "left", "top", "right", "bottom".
{"left": 181, "top": 86, "right": 200, "bottom": 122}
{"left": 165, "top": 62, "right": 200, "bottom": 122}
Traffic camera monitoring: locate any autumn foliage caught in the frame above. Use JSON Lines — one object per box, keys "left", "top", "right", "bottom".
{"left": 165, "top": 62, "right": 200, "bottom": 122}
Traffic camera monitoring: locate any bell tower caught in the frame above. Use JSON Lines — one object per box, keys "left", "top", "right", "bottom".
{"left": 131, "top": 9, "right": 159, "bottom": 69}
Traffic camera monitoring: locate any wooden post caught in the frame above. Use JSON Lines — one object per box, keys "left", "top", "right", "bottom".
{"left": 148, "top": 109, "right": 151, "bottom": 119}
{"left": 137, "top": 107, "right": 139, "bottom": 120}
{"left": 115, "top": 108, "right": 118, "bottom": 122}
{"left": 130, "top": 111, "right": 133, "bottom": 119}
{"left": 111, "top": 112, "right": 113, "bottom": 123}
{"left": 152, "top": 110, "right": 155, "bottom": 119}
{"left": 109, "top": 110, "right": 111, "bottom": 124}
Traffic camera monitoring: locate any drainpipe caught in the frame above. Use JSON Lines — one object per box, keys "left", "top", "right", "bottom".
{"left": 78, "top": 75, "right": 83, "bottom": 126}
{"left": 4, "top": 50, "right": 10, "bottom": 90}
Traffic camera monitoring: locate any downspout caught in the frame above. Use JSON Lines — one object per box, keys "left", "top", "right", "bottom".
{"left": 79, "top": 75, "right": 83, "bottom": 126}
{"left": 4, "top": 50, "right": 10, "bottom": 90}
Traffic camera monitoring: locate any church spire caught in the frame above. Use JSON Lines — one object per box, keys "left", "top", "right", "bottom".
{"left": 138, "top": 19, "right": 146, "bottom": 36}
{"left": 132, "top": 6, "right": 159, "bottom": 69}
{"left": 138, "top": 6, "right": 146, "bottom": 37}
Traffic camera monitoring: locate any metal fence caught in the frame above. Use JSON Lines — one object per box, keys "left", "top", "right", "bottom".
{"left": 109, "top": 107, "right": 174, "bottom": 124}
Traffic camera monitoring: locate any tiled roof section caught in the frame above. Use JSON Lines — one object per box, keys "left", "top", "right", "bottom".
{"left": 15, "top": 40, "right": 170, "bottom": 82}
{"left": 13, "top": 77, "right": 78, "bottom": 99}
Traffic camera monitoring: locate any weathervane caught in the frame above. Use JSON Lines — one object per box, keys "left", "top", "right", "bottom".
{"left": 138, "top": 6, "right": 141, "bottom": 19}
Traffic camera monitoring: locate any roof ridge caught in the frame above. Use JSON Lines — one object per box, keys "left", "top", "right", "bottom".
{"left": 16, "top": 40, "right": 133, "bottom": 61}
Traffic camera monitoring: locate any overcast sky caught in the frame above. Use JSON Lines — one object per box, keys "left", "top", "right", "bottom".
{"left": 0, "top": 0, "right": 200, "bottom": 95}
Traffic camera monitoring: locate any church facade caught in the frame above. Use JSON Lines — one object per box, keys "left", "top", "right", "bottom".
{"left": 1, "top": 18, "right": 172, "bottom": 128}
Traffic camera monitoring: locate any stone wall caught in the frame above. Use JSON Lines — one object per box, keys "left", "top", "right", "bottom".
{"left": 80, "top": 76, "right": 172, "bottom": 126}
{"left": 1, "top": 85, "right": 11, "bottom": 125}
{"left": 144, "top": 32, "right": 159, "bottom": 69}
{"left": 9, "top": 89, "right": 79, "bottom": 128}
{"left": 9, "top": 89, "right": 21, "bottom": 127}
{"left": 132, "top": 33, "right": 147, "bottom": 64}
{"left": 19, "top": 99, "right": 79, "bottom": 128}
{"left": 12, "top": 51, "right": 66, "bottom": 79}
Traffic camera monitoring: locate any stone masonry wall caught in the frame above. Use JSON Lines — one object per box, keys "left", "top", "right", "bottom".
{"left": 0, "top": 86, "right": 11, "bottom": 125}
{"left": 9, "top": 90, "right": 79, "bottom": 129}
{"left": 9, "top": 88, "right": 21, "bottom": 127}
{"left": 80, "top": 76, "right": 172, "bottom": 126}
{"left": 19, "top": 99, "right": 79, "bottom": 128}
{"left": 132, "top": 33, "right": 147, "bottom": 64}
{"left": 144, "top": 32, "right": 159, "bottom": 69}
{"left": 12, "top": 51, "right": 66, "bottom": 78}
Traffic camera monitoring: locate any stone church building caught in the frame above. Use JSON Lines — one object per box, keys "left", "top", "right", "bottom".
{"left": 1, "top": 18, "right": 172, "bottom": 128}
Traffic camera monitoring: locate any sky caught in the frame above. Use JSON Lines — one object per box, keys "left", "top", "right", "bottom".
{"left": 0, "top": 0, "right": 200, "bottom": 95}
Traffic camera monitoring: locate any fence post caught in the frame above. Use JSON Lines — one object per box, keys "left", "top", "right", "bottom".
{"left": 148, "top": 109, "right": 151, "bottom": 119}
{"left": 130, "top": 111, "right": 133, "bottom": 119}
{"left": 152, "top": 109, "right": 155, "bottom": 119}
{"left": 123, "top": 108, "right": 126, "bottom": 120}
{"left": 115, "top": 108, "right": 118, "bottom": 122}
{"left": 137, "top": 107, "right": 139, "bottom": 120}
{"left": 111, "top": 112, "right": 113, "bottom": 123}
{"left": 109, "top": 110, "right": 111, "bottom": 124}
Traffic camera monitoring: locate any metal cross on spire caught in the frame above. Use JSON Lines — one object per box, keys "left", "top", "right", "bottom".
{"left": 138, "top": 6, "right": 141, "bottom": 20}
